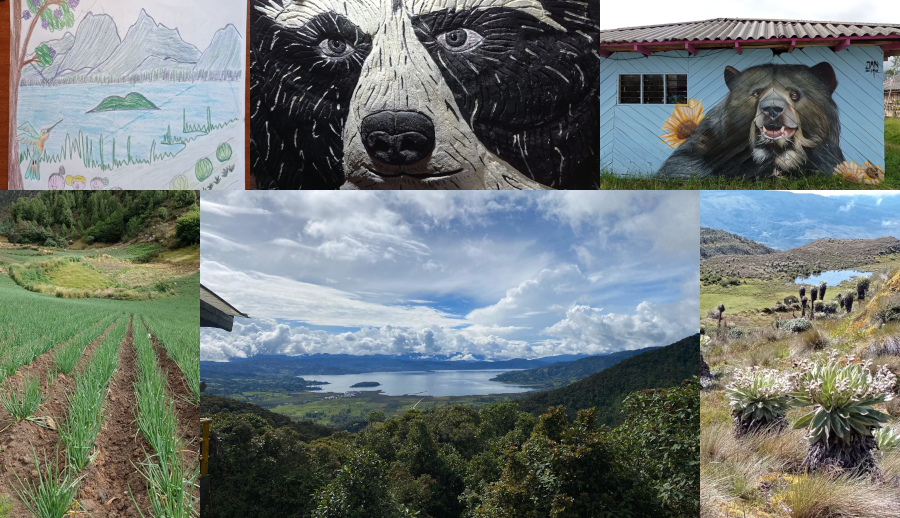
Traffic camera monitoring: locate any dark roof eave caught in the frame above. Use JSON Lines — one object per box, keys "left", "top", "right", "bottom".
{"left": 200, "top": 283, "right": 250, "bottom": 318}
{"left": 599, "top": 35, "right": 900, "bottom": 48}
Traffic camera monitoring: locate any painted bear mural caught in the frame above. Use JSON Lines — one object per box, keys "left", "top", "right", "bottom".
{"left": 659, "top": 62, "right": 844, "bottom": 179}
{"left": 250, "top": 0, "right": 600, "bottom": 190}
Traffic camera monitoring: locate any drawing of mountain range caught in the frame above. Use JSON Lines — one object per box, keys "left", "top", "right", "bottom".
{"left": 21, "top": 9, "right": 242, "bottom": 86}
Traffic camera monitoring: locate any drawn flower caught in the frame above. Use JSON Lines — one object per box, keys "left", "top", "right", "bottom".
{"left": 53, "top": 9, "right": 62, "bottom": 19}
{"left": 68, "top": 0, "right": 79, "bottom": 9}
{"left": 48, "top": 47, "right": 56, "bottom": 59}
{"left": 834, "top": 161, "right": 884, "bottom": 185}
{"left": 660, "top": 99, "right": 704, "bottom": 148}
{"left": 22, "top": 11, "right": 31, "bottom": 20}
{"left": 32, "top": 0, "right": 40, "bottom": 7}
{"left": 41, "top": 18, "right": 49, "bottom": 29}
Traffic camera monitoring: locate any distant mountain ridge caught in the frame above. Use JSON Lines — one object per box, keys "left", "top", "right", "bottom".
{"left": 700, "top": 191, "right": 900, "bottom": 250}
{"left": 21, "top": 10, "right": 242, "bottom": 85}
{"left": 515, "top": 334, "right": 700, "bottom": 426}
{"left": 701, "top": 227, "right": 777, "bottom": 259}
{"left": 200, "top": 353, "right": 589, "bottom": 377}
{"left": 490, "top": 346, "right": 659, "bottom": 388}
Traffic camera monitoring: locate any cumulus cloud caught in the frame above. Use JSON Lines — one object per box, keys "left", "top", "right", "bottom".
{"left": 541, "top": 300, "right": 700, "bottom": 354}
{"left": 838, "top": 201, "right": 855, "bottom": 212}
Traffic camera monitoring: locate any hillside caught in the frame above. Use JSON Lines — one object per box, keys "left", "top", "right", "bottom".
{"left": 200, "top": 393, "right": 336, "bottom": 443}
{"left": 491, "top": 346, "right": 659, "bottom": 388}
{"left": 516, "top": 334, "right": 700, "bottom": 426}
{"left": 701, "top": 237, "right": 900, "bottom": 281}
{"left": 701, "top": 227, "right": 776, "bottom": 259}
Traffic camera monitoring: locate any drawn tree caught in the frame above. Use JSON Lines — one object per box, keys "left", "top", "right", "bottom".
{"left": 8, "top": 0, "right": 78, "bottom": 190}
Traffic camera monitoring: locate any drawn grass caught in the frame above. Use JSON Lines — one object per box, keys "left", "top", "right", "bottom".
{"left": 18, "top": 107, "right": 238, "bottom": 172}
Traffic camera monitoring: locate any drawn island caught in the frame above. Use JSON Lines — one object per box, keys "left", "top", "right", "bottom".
{"left": 350, "top": 382, "right": 381, "bottom": 388}
{"left": 88, "top": 92, "right": 159, "bottom": 113}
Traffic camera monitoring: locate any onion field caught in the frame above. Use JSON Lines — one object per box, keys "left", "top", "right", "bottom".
{"left": 0, "top": 272, "right": 200, "bottom": 518}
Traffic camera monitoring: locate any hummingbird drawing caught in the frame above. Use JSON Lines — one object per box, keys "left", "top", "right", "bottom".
{"left": 16, "top": 119, "right": 63, "bottom": 181}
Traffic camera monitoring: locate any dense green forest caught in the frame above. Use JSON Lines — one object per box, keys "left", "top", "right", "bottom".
{"left": 516, "top": 334, "right": 699, "bottom": 426}
{"left": 0, "top": 190, "right": 198, "bottom": 247}
{"left": 202, "top": 337, "right": 700, "bottom": 518}
{"left": 201, "top": 393, "right": 336, "bottom": 442}
{"left": 491, "top": 345, "right": 658, "bottom": 388}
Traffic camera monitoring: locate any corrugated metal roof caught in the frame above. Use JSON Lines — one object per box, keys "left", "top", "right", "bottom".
{"left": 887, "top": 75, "right": 900, "bottom": 92}
{"left": 201, "top": 283, "right": 250, "bottom": 318}
{"left": 600, "top": 18, "right": 900, "bottom": 44}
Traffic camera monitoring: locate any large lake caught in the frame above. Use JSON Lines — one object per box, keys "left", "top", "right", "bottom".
{"left": 794, "top": 269, "right": 870, "bottom": 286}
{"left": 298, "top": 370, "right": 537, "bottom": 397}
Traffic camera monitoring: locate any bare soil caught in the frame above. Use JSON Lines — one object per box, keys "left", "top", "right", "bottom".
{"left": 0, "top": 318, "right": 117, "bottom": 517}
{"left": 77, "top": 317, "right": 154, "bottom": 518}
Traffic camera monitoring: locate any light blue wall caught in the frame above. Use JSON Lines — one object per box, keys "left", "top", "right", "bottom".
{"left": 598, "top": 46, "right": 885, "bottom": 175}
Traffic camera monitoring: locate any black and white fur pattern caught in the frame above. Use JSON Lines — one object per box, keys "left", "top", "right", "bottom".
{"left": 250, "top": 0, "right": 600, "bottom": 189}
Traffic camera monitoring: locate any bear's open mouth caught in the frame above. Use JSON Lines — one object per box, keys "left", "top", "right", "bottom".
{"left": 758, "top": 125, "right": 797, "bottom": 140}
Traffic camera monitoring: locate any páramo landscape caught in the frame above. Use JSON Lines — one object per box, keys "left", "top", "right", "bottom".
{"left": 699, "top": 190, "right": 900, "bottom": 517}
{"left": 0, "top": 191, "right": 201, "bottom": 517}
{"left": 199, "top": 191, "right": 701, "bottom": 518}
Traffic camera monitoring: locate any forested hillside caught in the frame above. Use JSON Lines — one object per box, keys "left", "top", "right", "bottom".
{"left": 0, "top": 190, "right": 199, "bottom": 248}
{"left": 700, "top": 227, "right": 776, "bottom": 259}
{"left": 516, "top": 334, "right": 700, "bottom": 426}
{"left": 204, "top": 381, "right": 698, "bottom": 518}
{"left": 491, "top": 346, "right": 658, "bottom": 388}
{"left": 201, "top": 393, "right": 336, "bottom": 443}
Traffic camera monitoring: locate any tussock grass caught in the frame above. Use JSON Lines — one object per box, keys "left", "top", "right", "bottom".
{"left": 592, "top": 170, "right": 898, "bottom": 190}
{"left": 783, "top": 474, "right": 900, "bottom": 518}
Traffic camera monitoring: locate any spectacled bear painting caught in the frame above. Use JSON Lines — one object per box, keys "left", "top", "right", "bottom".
{"left": 249, "top": 0, "right": 600, "bottom": 190}
{"left": 659, "top": 62, "right": 844, "bottom": 178}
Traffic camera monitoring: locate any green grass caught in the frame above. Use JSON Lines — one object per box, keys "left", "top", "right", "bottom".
{"left": 46, "top": 261, "right": 110, "bottom": 290}
{"left": 886, "top": 118, "right": 900, "bottom": 179}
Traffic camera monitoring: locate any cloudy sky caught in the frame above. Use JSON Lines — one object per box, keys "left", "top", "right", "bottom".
{"left": 200, "top": 192, "right": 700, "bottom": 362}
{"left": 601, "top": 0, "right": 899, "bottom": 70}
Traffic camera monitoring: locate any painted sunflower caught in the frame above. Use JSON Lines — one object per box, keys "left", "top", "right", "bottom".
{"left": 660, "top": 99, "right": 704, "bottom": 148}
{"left": 833, "top": 161, "right": 884, "bottom": 185}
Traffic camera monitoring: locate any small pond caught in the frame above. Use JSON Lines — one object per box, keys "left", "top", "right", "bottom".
{"left": 794, "top": 269, "right": 870, "bottom": 286}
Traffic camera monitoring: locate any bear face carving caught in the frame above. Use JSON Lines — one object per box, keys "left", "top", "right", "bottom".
{"left": 660, "top": 62, "right": 844, "bottom": 179}
{"left": 250, "top": 0, "right": 600, "bottom": 190}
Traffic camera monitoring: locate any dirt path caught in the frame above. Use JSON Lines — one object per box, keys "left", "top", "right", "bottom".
{"left": 77, "top": 317, "right": 153, "bottom": 518}
{"left": 143, "top": 319, "right": 201, "bottom": 505}
{"left": 0, "top": 318, "right": 118, "bottom": 517}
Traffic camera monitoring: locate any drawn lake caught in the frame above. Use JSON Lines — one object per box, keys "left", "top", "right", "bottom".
{"left": 794, "top": 269, "right": 871, "bottom": 286}
{"left": 297, "top": 370, "right": 537, "bottom": 397}
{"left": 19, "top": 81, "right": 242, "bottom": 159}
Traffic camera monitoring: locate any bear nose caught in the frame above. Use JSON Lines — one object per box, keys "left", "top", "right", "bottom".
{"left": 762, "top": 105, "right": 783, "bottom": 119}
{"left": 361, "top": 111, "right": 435, "bottom": 166}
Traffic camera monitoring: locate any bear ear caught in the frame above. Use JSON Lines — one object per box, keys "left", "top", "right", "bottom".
{"left": 809, "top": 62, "right": 838, "bottom": 92}
{"left": 724, "top": 66, "right": 741, "bottom": 90}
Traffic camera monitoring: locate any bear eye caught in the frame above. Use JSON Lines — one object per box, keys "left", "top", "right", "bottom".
{"left": 790, "top": 91, "right": 801, "bottom": 101}
{"left": 436, "top": 29, "right": 484, "bottom": 53}
{"left": 319, "top": 38, "right": 354, "bottom": 58}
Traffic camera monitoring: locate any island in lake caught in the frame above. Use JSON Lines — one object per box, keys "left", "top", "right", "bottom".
{"left": 350, "top": 381, "right": 381, "bottom": 388}
{"left": 88, "top": 92, "right": 159, "bottom": 113}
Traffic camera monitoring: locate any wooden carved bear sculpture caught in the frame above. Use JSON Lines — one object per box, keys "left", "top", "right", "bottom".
{"left": 250, "top": 0, "right": 600, "bottom": 190}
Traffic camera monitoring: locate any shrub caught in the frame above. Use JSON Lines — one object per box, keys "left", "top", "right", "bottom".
{"left": 172, "top": 190, "right": 195, "bottom": 208}
{"left": 43, "top": 238, "right": 56, "bottom": 248}
{"left": 727, "top": 326, "right": 744, "bottom": 339}
{"left": 158, "top": 207, "right": 167, "bottom": 220}
{"left": 781, "top": 318, "right": 812, "bottom": 333}
{"left": 196, "top": 158, "right": 214, "bottom": 182}
{"left": 796, "top": 329, "right": 829, "bottom": 351}
{"left": 726, "top": 367, "right": 793, "bottom": 436}
{"left": 784, "top": 295, "right": 799, "bottom": 305}
{"left": 216, "top": 142, "right": 233, "bottom": 162}
{"left": 175, "top": 210, "right": 200, "bottom": 245}
{"left": 791, "top": 353, "right": 897, "bottom": 474}
{"left": 84, "top": 210, "right": 124, "bottom": 243}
